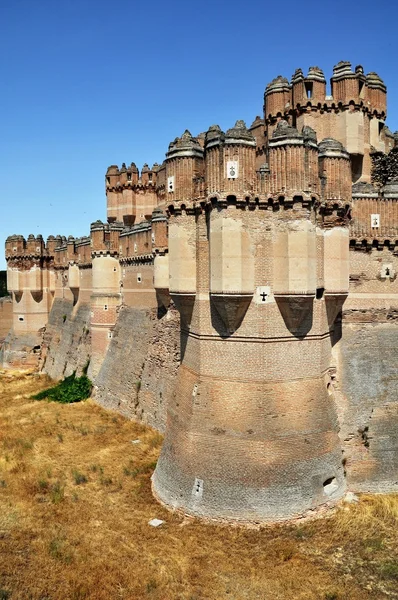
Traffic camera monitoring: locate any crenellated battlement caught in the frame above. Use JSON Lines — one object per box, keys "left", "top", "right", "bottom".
{"left": 264, "top": 61, "right": 387, "bottom": 122}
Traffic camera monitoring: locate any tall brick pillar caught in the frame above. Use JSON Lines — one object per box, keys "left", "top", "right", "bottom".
{"left": 89, "top": 221, "right": 123, "bottom": 380}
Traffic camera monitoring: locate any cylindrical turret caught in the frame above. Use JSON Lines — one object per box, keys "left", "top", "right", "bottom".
{"left": 268, "top": 121, "right": 307, "bottom": 196}
{"left": 366, "top": 72, "right": 387, "bottom": 117}
{"left": 106, "top": 165, "right": 120, "bottom": 223}
{"left": 264, "top": 75, "right": 291, "bottom": 122}
{"left": 222, "top": 121, "right": 256, "bottom": 198}
{"left": 318, "top": 138, "right": 351, "bottom": 202}
{"left": 89, "top": 254, "right": 121, "bottom": 380}
{"left": 331, "top": 61, "right": 357, "bottom": 104}
{"left": 291, "top": 68, "right": 306, "bottom": 108}
{"left": 166, "top": 130, "right": 204, "bottom": 203}
{"left": 204, "top": 125, "right": 225, "bottom": 196}
{"left": 305, "top": 66, "right": 326, "bottom": 105}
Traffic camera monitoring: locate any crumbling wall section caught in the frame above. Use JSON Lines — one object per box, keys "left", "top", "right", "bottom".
{"left": 0, "top": 297, "right": 12, "bottom": 344}
{"left": 336, "top": 321, "right": 398, "bottom": 492}
{"left": 41, "top": 298, "right": 91, "bottom": 379}
{"left": 0, "top": 330, "right": 42, "bottom": 369}
{"left": 94, "top": 305, "right": 179, "bottom": 432}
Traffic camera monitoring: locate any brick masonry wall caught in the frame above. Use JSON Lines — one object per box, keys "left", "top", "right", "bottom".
{"left": 94, "top": 305, "right": 179, "bottom": 432}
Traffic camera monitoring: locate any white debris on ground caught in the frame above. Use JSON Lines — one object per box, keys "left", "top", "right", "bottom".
{"left": 344, "top": 492, "right": 359, "bottom": 503}
{"left": 148, "top": 519, "right": 165, "bottom": 527}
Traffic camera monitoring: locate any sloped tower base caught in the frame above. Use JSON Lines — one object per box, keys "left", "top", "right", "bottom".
{"left": 152, "top": 362, "right": 346, "bottom": 522}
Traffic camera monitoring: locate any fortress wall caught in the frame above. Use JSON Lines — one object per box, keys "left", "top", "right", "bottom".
{"left": 345, "top": 248, "right": 398, "bottom": 315}
{"left": 94, "top": 305, "right": 179, "bottom": 433}
{"left": 333, "top": 248, "right": 398, "bottom": 492}
{"left": 121, "top": 263, "right": 157, "bottom": 308}
{"left": 336, "top": 322, "right": 398, "bottom": 492}
{"left": 41, "top": 298, "right": 91, "bottom": 379}
{"left": 0, "top": 297, "right": 12, "bottom": 342}
{"left": 0, "top": 329, "right": 42, "bottom": 369}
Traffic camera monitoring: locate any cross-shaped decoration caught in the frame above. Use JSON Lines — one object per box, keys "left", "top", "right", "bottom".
{"left": 260, "top": 292, "right": 267, "bottom": 302}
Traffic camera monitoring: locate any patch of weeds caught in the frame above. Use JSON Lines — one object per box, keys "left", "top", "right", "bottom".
{"left": 325, "top": 593, "right": 339, "bottom": 600}
{"left": 364, "top": 537, "right": 384, "bottom": 551}
{"left": 94, "top": 425, "right": 108, "bottom": 435}
{"left": 77, "top": 424, "right": 90, "bottom": 436}
{"left": 100, "top": 476, "right": 113, "bottom": 486}
{"left": 0, "top": 590, "right": 11, "bottom": 600}
{"left": 148, "top": 432, "right": 163, "bottom": 449}
{"left": 146, "top": 579, "right": 157, "bottom": 593}
{"left": 135, "top": 380, "right": 141, "bottom": 392}
{"left": 0, "top": 480, "right": 6, "bottom": 488}
{"left": 123, "top": 460, "right": 157, "bottom": 479}
{"left": 62, "top": 315, "right": 67, "bottom": 323}
{"left": 57, "top": 433, "right": 63, "bottom": 443}
{"left": 72, "top": 492, "right": 79, "bottom": 502}
{"left": 293, "top": 525, "right": 314, "bottom": 540}
{"left": 16, "top": 438, "right": 33, "bottom": 451}
{"left": 38, "top": 479, "right": 50, "bottom": 492}
{"left": 50, "top": 481, "right": 65, "bottom": 504}
{"left": 49, "top": 535, "right": 73, "bottom": 564}
{"left": 379, "top": 561, "right": 398, "bottom": 580}
{"left": 72, "top": 470, "right": 87, "bottom": 485}
{"left": 32, "top": 372, "right": 92, "bottom": 404}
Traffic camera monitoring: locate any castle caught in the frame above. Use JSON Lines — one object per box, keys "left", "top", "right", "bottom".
{"left": 3, "top": 60, "right": 398, "bottom": 522}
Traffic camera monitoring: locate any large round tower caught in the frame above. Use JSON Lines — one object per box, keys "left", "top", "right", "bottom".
{"left": 152, "top": 120, "right": 350, "bottom": 522}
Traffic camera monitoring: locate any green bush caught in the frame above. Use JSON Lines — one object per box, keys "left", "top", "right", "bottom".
{"left": 32, "top": 372, "right": 92, "bottom": 404}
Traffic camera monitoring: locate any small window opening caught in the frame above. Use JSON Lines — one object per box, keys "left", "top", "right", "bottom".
{"left": 113, "top": 267, "right": 117, "bottom": 272}
{"left": 305, "top": 82, "right": 313, "bottom": 99}
{"left": 378, "top": 122, "right": 384, "bottom": 137}
{"left": 359, "top": 79, "right": 365, "bottom": 98}
{"left": 106, "top": 176, "right": 110, "bottom": 185}
{"left": 18, "top": 316, "right": 24, "bottom": 322}
{"left": 104, "top": 304, "right": 108, "bottom": 311}
{"left": 350, "top": 154, "right": 363, "bottom": 183}
{"left": 148, "top": 173, "right": 152, "bottom": 181}
{"left": 127, "top": 172, "right": 131, "bottom": 181}
{"left": 137, "top": 274, "right": 142, "bottom": 283}
{"left": 108, "top": 331, "right": 113, "bottom": 339}
{"left": 316, "top": 287, "right": 324, "bottom": 300}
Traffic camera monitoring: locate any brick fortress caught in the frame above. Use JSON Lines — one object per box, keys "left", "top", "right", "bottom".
{"left": 3, "top": 60, "right": 398, "bottom": 522}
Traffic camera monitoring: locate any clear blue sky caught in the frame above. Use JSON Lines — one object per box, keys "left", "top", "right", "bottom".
{"left": 1, "top": 0, "right": 398, "bottom": 269}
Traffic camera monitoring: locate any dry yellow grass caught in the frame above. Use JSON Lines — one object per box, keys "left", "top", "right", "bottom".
{"left": 0, "top": 371, "right": 397, "bottom": 600}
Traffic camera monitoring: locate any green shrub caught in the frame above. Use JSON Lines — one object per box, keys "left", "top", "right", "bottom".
{"left": 72, "top": 470, "right": 87, "bottom": 485}
{"left": 50, "top": 481, "right": 65, "bottom": 504}
{"left": 32, "top": 372, "right": 92, "bottom": 404}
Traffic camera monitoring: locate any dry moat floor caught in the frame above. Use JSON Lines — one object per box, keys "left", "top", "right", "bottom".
{"left": 0, "top": 372, "right": 397, "bottom": 600}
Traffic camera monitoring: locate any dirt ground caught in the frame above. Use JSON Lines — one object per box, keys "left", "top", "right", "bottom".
{"left": 0, "top": 370, "right": 397, "bottom": 600}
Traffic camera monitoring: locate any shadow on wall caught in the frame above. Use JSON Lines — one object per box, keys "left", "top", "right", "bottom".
{"left": 0, "top": 271, "right": 8, "bottom": 298}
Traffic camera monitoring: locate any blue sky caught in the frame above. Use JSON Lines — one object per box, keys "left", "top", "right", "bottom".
{"left": 1, "top": 0, "right": 398, "bottom": 269}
